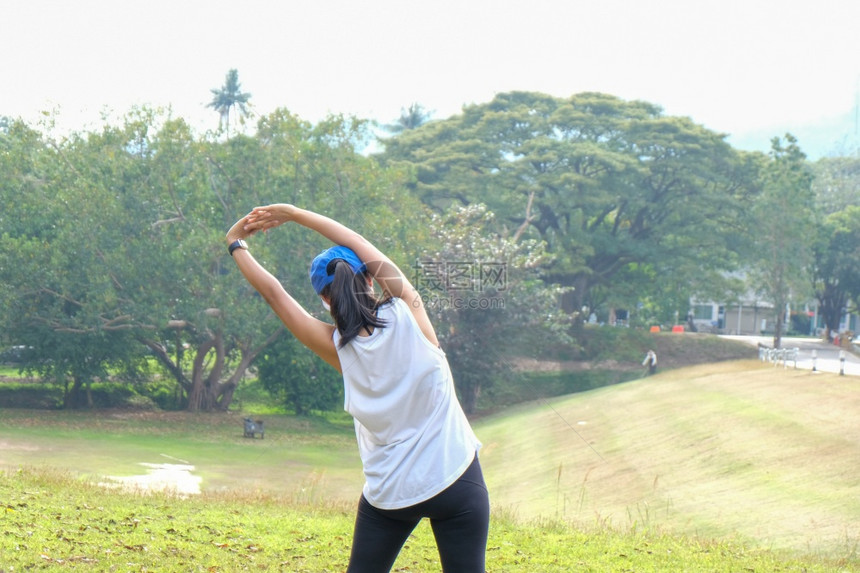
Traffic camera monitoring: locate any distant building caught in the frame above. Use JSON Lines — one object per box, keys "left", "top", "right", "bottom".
{"left": 690, "top": 298, "right": 859, "bottom": 337}
{"left": 689, "top": 299, "right": 773, "bottom": 335}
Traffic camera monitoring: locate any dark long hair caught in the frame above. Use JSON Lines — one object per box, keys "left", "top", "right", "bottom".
{"left": 321, "top": 259, "right": 388, "bottom": 347}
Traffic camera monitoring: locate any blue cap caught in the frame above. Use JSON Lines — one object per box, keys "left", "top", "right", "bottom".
{"left": 309, "top": 246, "right": 367, "bottom": 294}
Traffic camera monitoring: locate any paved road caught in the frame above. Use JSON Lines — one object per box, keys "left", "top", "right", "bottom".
{"left": 720, "top": 335, "right": 860, "bottom": 377}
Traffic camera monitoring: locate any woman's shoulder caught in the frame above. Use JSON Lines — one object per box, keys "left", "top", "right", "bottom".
{"left": 379, "top": 297, "right": 417, "bottom": 322}
{"left": 378, "top": 296, "right": 403, "bottom": 308}
{"left": 377, "top": 296, "right": 401, "bottom": 314}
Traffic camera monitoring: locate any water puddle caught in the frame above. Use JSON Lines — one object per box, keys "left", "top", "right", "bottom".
{"left": 101, "top": 462, "right": 201, "bottom": 495}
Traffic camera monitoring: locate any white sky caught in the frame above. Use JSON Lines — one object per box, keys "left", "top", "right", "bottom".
{"left": 3, "top": 0, "right": 859, "bottom": 155}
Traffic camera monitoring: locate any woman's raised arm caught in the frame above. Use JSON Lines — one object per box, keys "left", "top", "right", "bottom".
{"left": 226, "top": 214, "right": 340, "bottom": 370}
{"left": 243, "top": 205, "right": 440, "bottom": 347}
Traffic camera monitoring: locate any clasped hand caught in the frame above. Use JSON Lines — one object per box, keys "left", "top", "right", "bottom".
{"left": 226, "top": 203, "right": 295, "bottom": 243}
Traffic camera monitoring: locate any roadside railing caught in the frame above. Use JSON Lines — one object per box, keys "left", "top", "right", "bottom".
{"left": 758, "top": 345, "right": 799, "bottom": 369}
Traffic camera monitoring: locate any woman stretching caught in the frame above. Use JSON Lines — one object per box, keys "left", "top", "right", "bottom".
{"left": 226, "top": 205, "right": 489, "bottom": 572}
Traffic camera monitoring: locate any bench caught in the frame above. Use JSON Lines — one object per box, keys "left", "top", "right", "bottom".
{"left": 243, "top": 418, "right": 264, "bottom": 439}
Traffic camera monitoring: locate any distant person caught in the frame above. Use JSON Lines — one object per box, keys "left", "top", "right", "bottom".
{"left": 686, "top": 311, "right": 698, "bottom": 332}
{"left": 643, "top": 349, "right": 657, "bottom": 375}
{"left": 226, "top": 204, "right": 488, "bottom": 573}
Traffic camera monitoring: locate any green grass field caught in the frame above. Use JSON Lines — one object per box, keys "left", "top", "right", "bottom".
{"left": 478, "top": 360, "right": 859, "bottom": 556}
{"left": 2, "top": 360, "right": 859, "bottom": 571}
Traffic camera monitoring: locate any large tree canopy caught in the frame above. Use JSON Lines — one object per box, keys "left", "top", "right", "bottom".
{"left": 0, "top": 108, "right": 426, "bottom": 411}
{"left": 380, "top": 91, "right": 755, "bottom": 322}
{"left": 3, "top": 89, "right": 856, "bottom": 413}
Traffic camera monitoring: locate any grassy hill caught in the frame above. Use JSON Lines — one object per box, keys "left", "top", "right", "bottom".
{"left": 478, "top": 359, "right": 859, "bottom": 557}
{"left": 481, "top": 330, "right": 758, "bottom": 412}
{"left": 1, "top": 349, "right": 858, "bottom": 568}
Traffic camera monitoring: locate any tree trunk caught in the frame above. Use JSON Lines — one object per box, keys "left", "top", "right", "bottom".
{"left": 185, "top": 328, "right": 276, "bottom": 412}
{"left": 560, "top": 274, "right": 589, "bottom": 320}
{"left": 187, "top": 335, "right": 224, "bottom": 412}
{"left": 460, "top": 383, "right": 480, "bottom": 415}
{"left": 818, "top": 285, "right": 847, "bottom": 342}
{"left": 186, "top": 375, "right": 206, "bottom": 412}
{"left": 214, "top": 348, "right": 257, "bottom": 411}
{"left": 63, "top": 378, "right": 79, "bottom": 409}
{"left": 64, "top": 376, "right": 93, "bottom": 409}
{"left": 139, "top": 336, "right": 192, "bottom": 406}
{"left": 217, "top": 383, "right": 237, "bottom": 411}
{"left": 773, "top": 307, "right": 784, "bottom": 349}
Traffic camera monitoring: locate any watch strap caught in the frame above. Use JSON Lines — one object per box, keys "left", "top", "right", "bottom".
{"left": 228, "top": 239, "right": 248, "bottom": 256}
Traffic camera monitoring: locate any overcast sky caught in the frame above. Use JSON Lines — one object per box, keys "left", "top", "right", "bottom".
{"left": 3, "top": 0, "right": 859, "bottom": 156}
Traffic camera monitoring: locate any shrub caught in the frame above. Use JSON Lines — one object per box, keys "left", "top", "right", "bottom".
{"left": 0, "top": 382, "right": 62, "bottom": 409}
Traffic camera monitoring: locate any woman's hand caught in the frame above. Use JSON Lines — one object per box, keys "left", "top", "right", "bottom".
{"left": 227, "top": 204, "right": 297, "bottom": 244}
{"left": 244, "top": 203, "right": 296, "bottom": 234}
{"left": 226, "top": 213, "right": 254, "bottom": 244}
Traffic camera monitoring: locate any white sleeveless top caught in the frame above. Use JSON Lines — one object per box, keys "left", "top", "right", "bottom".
{"left": 333, "top": 297, "right": 481, "bottom": 509}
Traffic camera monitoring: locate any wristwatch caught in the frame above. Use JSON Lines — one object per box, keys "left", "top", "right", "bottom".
{"left": 228, "top": 239, "right": 248, "bottom": 256}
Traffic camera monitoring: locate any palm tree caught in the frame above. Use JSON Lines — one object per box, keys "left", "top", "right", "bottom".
{"left": 383, "top": 103, "right": 431, "bottom": 135}
{"left": 207, "top": 69, "right": 252, "bottom": 133}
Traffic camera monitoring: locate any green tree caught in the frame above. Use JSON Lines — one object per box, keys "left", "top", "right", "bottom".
{"left": 242, "top": 110, "right": 430, "bottom": 412}
{"left": 0, "top": 108, "right": 275, "bottom": 411}
{"left": 133, "top": 119, "right": 266, "bottom": 411}
{"left": 0, "top": 114, "right": 153, "bottom": 407}
{"left": 811, "top": 154, "right": 860, "bottom": 214}
{"left": 417, "top": 204, "right": 570, "bottom": 413}
{"left": 811, "top": 205, "right": 860, "bottom": 339}
{"left": 381, "top": 92, "right": 753, "bottom": 323}
{"left": 748, "top": 135, "right": 815, "bottom": 348}
{"left": 207, "top": 69, "right": 252, "bottom": 133}
{"left": 0, "top": 104, "right": 428, "bottom": 413}
{"left": 145, "top": 109, "right": 425, "bottom": 412}
{"left": 255, "top": 331, "right": 342, "bottom": 415}
{"left": 382, "top": 103, "right": 432, "bottom": 135}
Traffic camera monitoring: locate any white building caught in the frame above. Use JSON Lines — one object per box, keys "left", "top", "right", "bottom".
{"left": 689, "top": 299, "right": 774, "bottom": 335}
{"left": 690, "top": 299, "right": 859, "bottom": 337}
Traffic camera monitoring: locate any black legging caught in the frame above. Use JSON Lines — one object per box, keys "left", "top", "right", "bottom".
{"left": 346, "top": 455, "right": 490, "bottom": 573}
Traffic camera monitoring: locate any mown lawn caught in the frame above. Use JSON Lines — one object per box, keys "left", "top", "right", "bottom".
{"left": 2, "top": 467, "right": 853, "bottom": 572}
{"left": 1, "top": 358, "right": 859, "bottom": 571}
